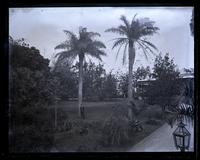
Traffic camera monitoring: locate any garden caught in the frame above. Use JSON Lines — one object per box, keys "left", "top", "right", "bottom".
{"left": 8, "top": 9, "right": 194, "bottom": 152}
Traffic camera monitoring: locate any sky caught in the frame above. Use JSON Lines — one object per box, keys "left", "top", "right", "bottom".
{"left": 9, "top": 7, "right": 194, "bottom": 73}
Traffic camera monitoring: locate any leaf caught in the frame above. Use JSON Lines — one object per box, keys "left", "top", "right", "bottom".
{"left": 105, "top": 27, "right": 125, "bottom": 35}
{"left": 140, "top": 39, "right": 158, "bottom": 51}
{"left": 112, "top": 38, "right": 127, "bottom": 50}
{"left": 54, "top": 41, "right": 70, "bottom": 50}
{"left": 120, "top": 15, "right": 130, "bottom": 31}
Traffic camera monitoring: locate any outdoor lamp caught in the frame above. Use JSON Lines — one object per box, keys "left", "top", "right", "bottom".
{"left": 173, "top": 121, "right": 191, "bottom": 152}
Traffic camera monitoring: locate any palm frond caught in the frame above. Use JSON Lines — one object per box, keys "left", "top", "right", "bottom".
{"left": 138, "top": 41, "right": 157, "bottom": 57}
{"left": 89, "top": 50, "right": 106, "bottom": 62}
{"left": 118, "top": 25, "right": 129, "bottom": 35}
{"left": 55, "top": 50, "right": 77, "bottom": 59}
{"left": 140, "top": 39, "right": 158, "bottom": 51}
{"left": 54, "top": 41, "right": 70, "bottom": 50}
{"left": 115, "top": 43, "right": 125, "bottom": 62}
{"left": 112, "top": 38, "right": 127, "bottom": 50}
{"left": 63, "top": 30, "right": 78, "bottom": 40}
{"left": 105, "top": 27, "right": 126, "bottom": 35}
{"left": 120, "top": 15, "right": 130, "bottom": 31}
{"left": 131, "top": 13, "right": 138, "bottom": 27}
{"left": 92, "top": 40, "right": 106, "bottom": 49}
{"left": 137, "top": 41, "right": 149, "bottom": 62}
{"left": 97, "top": 49, "right": 107, "bottom": 56}
{"left": 88, "top": 32, "right": 101, "bottom": 38}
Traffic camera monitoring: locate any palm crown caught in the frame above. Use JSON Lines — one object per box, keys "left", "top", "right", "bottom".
{"left": 55, "top": 27, "right": 106, "bottom": 63}
{"left": 105, "top": 15, "right": 159, "bottom": 64}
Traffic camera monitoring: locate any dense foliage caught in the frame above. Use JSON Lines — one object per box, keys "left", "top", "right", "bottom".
{"left": 118, "top": 66, "right": 151, "bottom": 98}
{"left": 51, "top": 58, "right": 78, "bottom": 100}
{"left": 9, "top": 38, "right": 55, "bottom": 152}
{"left": 51, "top": 60, "right": 118, "bottom": 101}
{"left": 146, "top": 53, "right": 181, "bottom": 105}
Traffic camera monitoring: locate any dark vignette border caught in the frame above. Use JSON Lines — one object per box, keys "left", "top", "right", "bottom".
{"left": 1, "top": 0, "right": 199, "bottom": 160}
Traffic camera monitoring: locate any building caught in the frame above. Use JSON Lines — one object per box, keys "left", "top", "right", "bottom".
{"left": 136, "top": 70, "right": 194, "bottom": 100}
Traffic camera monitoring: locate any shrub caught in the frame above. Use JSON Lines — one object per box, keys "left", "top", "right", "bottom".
{"left": 9, "top": 106, "right": 54, "bottom": 152}
{"left": 101, "top": 116, "right": 130, "bottom": 146}
{"left": 101, "top": 105, "right": 131, "bottom": 146}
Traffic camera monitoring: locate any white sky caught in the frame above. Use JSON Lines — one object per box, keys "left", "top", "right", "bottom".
{"left": 9, "top": 7, "right": 194, "bottom": 73}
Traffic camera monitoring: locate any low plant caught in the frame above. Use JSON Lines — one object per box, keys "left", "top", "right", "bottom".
{"left": 100, "top": 105, "right": 132, "bottom": 146}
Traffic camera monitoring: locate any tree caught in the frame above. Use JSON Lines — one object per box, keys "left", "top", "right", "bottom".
{"left": 55, "top": 27, "right": 106, "bottom": 118}
{"left": 51, "top": 58, "right": 78, "bottom": 100}
{"left": 73, "top": 61, "right": 118, "bottom": 101}
{"left": 152, "top": 53, "right": 180, "bottom": 80}
{"left": 9, "top": 38, "right": 54, "bottom": 152}
{"left": 105, "top": 15, "right": 159, "bottom": 104}
{"left": 146, "top": 53, "right": 181, "bottom": 106}
{"left": 102, "top": 72, "right": 118, "bottom": 99}
{"left": 134, "top": 66, "right": 151, "bottom": 80}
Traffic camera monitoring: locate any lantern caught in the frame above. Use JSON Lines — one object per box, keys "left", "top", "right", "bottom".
{"left": 173, "top": 121, "right": 191, "bottom": 152}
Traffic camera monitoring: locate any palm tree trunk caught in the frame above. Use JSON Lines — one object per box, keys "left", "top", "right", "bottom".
{"left": 128, "top": 41, "right": 135, "bottom": 121}
{"left": 78, "top": 54, "right": 84, "bottom": 118}
{"left": 128, "top": 41, "right": 135, "bottom": 102}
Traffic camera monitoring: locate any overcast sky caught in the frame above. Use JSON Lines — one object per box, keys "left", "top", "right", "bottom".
{"left": 9, "top": 7, "right": 194, "bottom": 73}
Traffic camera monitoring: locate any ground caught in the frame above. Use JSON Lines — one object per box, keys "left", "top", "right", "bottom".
{"left": 49, "top": 99, "right": 166, "bottom": 152}
{"left": 128, "top": 121, "right": 194, "bottom": 152}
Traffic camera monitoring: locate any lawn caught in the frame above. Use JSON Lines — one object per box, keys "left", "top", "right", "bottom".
{"left": 50, "top": 99, "right": 166, "bottom": 152}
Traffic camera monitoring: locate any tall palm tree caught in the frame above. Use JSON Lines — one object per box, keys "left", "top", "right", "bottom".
{"left": 105, "top": 15, "right": 159, "bottom": 103}
{"left": 55, "top": 27, "right": 106, "bottom": 118}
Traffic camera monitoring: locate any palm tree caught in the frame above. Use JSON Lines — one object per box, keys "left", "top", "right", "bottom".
{"left": 105, "top": 15, "right": 159, "bottom": 103}
{"left": 55, "top": 27, "right": 106, "bottom": 118}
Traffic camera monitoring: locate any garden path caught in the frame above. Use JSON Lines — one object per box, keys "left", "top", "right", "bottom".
{"left": 128, "top": 122, "right": 194, "bottom": 152}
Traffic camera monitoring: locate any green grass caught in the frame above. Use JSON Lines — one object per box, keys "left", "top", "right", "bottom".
{"left": 51, "top": 99, "right": 165, "bottom": 152}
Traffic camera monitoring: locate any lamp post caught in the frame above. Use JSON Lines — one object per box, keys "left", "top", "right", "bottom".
{"left": 173, "top": 121, "right": 191, "bottom": 152}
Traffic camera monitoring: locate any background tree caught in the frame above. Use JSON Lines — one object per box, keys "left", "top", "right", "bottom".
{"left": 73, "top": 61, "right": 118, "bottom": 101}
{"left": 102, "top": 71, "right": 118, "bottom": 99}
{"left": 146, "top": 53, "right": 181, "bottom": 106}
{"left": 55, "top": 27, "right": 106, "bottom": 118}
{"left": 134, "top": 66, "right": 151, "bottom": 80}
{"left": 51, "top": 58, "right": 78, "bottom": 100}
{"left": 105, "top": 14, "right": 159, "bottom": 104}
{"left": 118, "top": 66, "right": 151, "bottom": 99}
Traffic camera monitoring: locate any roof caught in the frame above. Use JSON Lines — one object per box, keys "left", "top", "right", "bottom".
{"left": 181, "top": 75, "right": 194, "bottom": 79}
{"left": 137, "top": 75, "right": 194, "bottom": 82}
{"left": 137, "top": 78, "right": 156, "bottom": 82}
